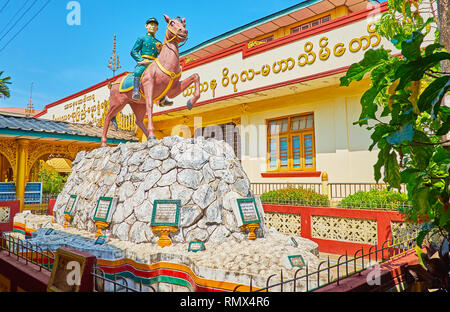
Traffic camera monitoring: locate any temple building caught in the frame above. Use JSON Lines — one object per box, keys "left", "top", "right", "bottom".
{"left": 34, "top": 0, "right": 395, "bottom": 188}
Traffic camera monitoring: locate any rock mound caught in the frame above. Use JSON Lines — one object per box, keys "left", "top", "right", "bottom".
{"left": 54, "top": 136, "right": 264, "bottom": 244}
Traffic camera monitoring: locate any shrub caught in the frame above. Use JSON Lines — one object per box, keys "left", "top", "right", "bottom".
{"left": 37, "top": 167, "right": 68, "bottom": 194}
{"left": 260, "top": 187, "right": 330, "bottom": 206}
{"left": 337, "top": 188, "right": 409, "bottom": 210}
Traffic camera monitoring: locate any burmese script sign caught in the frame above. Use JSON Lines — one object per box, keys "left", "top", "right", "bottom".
{"left": 64, "top": 195, "right": 78, "bottom": 216}
{"left": 151, "top": 200, "right": 181, "bottom": 227}
{"left": 153, "top": 9, "right": 405, "bottom": 115}
{"left": 236, "top": 198, "right": 261, "bottom": 225}
{"left": 93, "top": 197, "right": 117, "bottom": 223}
{"left": 288, "top": 255, "right": 306, "bottom": 268}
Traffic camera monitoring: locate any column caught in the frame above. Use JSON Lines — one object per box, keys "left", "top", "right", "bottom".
{"left": 16, "top": 139, "right": 29, "bottom": 211}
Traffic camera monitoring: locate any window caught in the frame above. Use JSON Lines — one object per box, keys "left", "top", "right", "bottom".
{"left": 267, "top": 113, "right": 315, "bottom": 171}
{"left": 259, "top": 36, "right": 274, "bottom": 43}
{"left": 290, "top": 15, "right": 331, "bottom": 34}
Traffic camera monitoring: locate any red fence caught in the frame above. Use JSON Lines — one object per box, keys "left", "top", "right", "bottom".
{"left": 263, "top": 204, "right": 406, "bottom": 255}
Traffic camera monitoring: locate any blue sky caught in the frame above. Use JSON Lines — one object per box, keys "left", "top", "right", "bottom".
{"left": 0, "top": 0, "right": 303, "bottom": 111}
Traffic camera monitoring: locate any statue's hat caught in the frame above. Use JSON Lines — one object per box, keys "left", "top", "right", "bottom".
{"left": 146, "top": 17, "right": 158, "bottom": 25}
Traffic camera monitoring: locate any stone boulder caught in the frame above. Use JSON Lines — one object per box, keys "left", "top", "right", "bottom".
{"left": 54, "top": 136, "right": 265, "bottom": 244}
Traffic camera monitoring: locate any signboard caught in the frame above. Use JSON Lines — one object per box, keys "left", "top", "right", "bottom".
{"left": 150, "top": 11, "right": 404, "bottom": 116}
{"left": 288, "top": 255, "right": 306, "bottom": 268}
{"left": 64, "top": 195, "right": 79, "bottom": 216}
{"left": 93, "top": 197, "right": 117, "bottom": 223}
{"left": 151, "top": 200, "right": 181, "bottom": 227}
{"left": 188, "top": 241, "right": 205, "bottom": 252}
{"left": 94, "top": 235, "right": 107, "bottom": 245}
{"left": 236, "top": 198, "right": 261, "bottom": 225}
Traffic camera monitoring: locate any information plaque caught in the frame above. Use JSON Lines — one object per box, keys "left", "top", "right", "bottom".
{"left": 64, "top": 195, "right": 79, "bottom": 216}
{"left": 95, "top": 235, "right": 107, "bottom": 245}
{"left": 288, "top": 255, "right": 306, "bottom": 268}
{"left": 93, "top": 197, "right": 117, "bottom": 223}
{"left": 188, "top": 241, "right": 205, "bottom": 252}
{"left": 236, "top": 198, "right": 261, "bottom": 225}
{"left": 151, "top": 200, "right": 181, "bottom": 227}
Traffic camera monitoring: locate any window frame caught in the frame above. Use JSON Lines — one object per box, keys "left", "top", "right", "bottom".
{"left": 266, "top": 113, "right": 316, "bottom": 172}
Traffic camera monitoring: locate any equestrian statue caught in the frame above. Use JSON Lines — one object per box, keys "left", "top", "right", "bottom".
{"left": 101, "top": 14, "right": 200, "bottom": 146}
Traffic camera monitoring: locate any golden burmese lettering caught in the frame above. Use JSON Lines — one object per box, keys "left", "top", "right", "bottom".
{"left": 182, "top": 23, "right": 381, "bottom": 95}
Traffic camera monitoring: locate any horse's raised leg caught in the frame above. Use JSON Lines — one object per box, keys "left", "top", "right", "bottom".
{"left": 143, "top": 84, "right": 156, "bottom": 140}
{"left": 166, "top": 73, "right": 200, "bottom": 110}
{"left": 129, "top": 103, "right": 150, "bottom": 138}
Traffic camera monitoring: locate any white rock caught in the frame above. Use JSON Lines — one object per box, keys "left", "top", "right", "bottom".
{"left": 118, "top": 181, "right": 135, "bottom": 202}
{"left": 157, "top": 168, "right": 177, "bottom": 187}
{"left": 177, "top": 169, "right": 203, "bottom": 189}
{"left": 192, "top": 184, "right": 216, "bottom": 209}
{"left": 149, "top": 145, "right": 170, "bottom": 160}
{"left": 142, "top": 169, "right": 162, "bottom": 191}
{"left": 134, "top": 200, "right": 153, "bottom": 222}
{"left": 160, "top": 158, "right": 177, "bottom": 174}
{"left": 170, "top": 184, "right": 194, "bottom": 205}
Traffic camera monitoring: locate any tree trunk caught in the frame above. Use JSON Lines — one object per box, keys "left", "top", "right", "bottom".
{"left": 437, "top": 0, "right": 449, "bottom": 147}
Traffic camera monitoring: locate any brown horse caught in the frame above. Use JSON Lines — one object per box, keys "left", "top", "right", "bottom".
{"left": 101, "top": 14, "right": 200, "bottom": 146}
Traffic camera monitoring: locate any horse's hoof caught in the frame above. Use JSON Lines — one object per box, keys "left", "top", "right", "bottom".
{"left": 148, "top": 136, "right": 157, "bottom": 140}
{"left": 187, "top": 99, "right": 193, "bottom": 110}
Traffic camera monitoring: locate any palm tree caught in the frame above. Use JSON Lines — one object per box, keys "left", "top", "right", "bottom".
{"left": 0, "top": 71, "right": 11, "bottom": 98}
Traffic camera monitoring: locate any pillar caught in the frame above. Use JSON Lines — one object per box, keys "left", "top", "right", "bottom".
{"left": 16, "top": 140, "right": 29, "bottom": 211}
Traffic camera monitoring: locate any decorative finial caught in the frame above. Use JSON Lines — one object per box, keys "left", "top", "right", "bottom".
{"left": 107, "top": 34, "right": 121, "bottom": 77}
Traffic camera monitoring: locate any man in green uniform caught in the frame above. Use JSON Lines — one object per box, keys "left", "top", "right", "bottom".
{"left": 130, "top": 17, "right": 172, "bottom": 106}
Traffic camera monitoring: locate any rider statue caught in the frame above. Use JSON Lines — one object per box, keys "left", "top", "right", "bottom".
{"left": 131, "top": 17, "right": 173, "bottom": 106}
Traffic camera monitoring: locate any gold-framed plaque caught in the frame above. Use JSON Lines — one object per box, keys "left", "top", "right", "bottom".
{"left": 93, "top": 197, "right": 117, "bottom": 223}
{"left": 151, "top": 200, "right": 181, "bottom": 227}
{"left": 64, "top": 195, "right": 79, "bottom": 216}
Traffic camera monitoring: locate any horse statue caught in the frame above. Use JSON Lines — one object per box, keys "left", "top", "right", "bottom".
{"left": 101, "top": 14, "right": 200, "bottom": 147}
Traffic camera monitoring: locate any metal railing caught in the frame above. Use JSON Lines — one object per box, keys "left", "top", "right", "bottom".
{"left": 329, "top": 183, "right": 407, "bottom": 200}
{"left": 260, "top": 197, "right": 411, "bottom": 211}
{"left": 251, "top": 182, "right": 407, "bottom": 200}
{"left": 92, "top": 266, "right": 156, "bottom": 292}
{"left": 0, "top": 233, "right": 54, "bottom": 272}
{"left": 233, "top": 232, "right": 417, "bottom": 292}
{"left": 251, "top": 183, "right": 322, "bottom": 196}
{"left": 0, "top": 232, "right": 155, "bottom": 292}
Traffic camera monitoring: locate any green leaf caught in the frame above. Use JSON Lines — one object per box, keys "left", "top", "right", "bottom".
{"left": 370, "top": 124, "right": 394, "bottom": 150}
{"left": 400, "top": 168, "right": 420, "bottom": 184}
{"left": 436, "top": 114, "right": 450, "bottom": 136}
{"left": 395, "top": 52, "right": 450, "bottom": 90}
{"left": 384, "top": 151, "right": 401, "bottom": 189}
{"left": 374, "top": 142, "right": 391, "bottom": 183}
{"left": 359, "top": 83, "right": 387, "bottom": 123}
{"left": 410, "top": 131, "right": 433, "bottom": 170}
{"left": 432, "top": 147, "right": 450, "bottom": 164}
{"left": 412, "top": 186, "right": 430, "bottom": 217}
{"left": 401, "top": 31, "right": 424, "bottom": 61}
{"left": 418, "top": 76, "right": 450, "bottom": 115}
{"left": 340, "top": 49, "right": 390, "bottom": 86}
{"left": 424, "top": 43, "right": 444, "bottom": 56}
